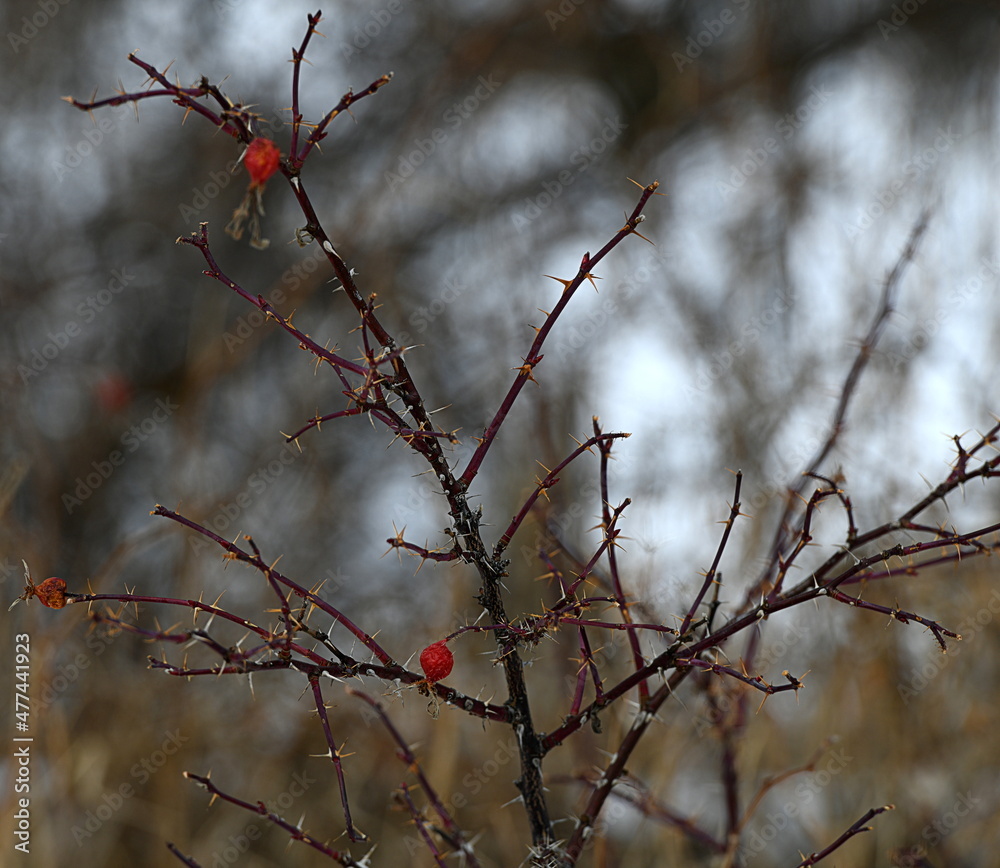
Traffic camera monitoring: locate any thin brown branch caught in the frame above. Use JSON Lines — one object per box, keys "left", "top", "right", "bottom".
{"left": 183, "top": 772, "right": 367, "bottom": 865}
{"left": 794, "top": 805, "right": 894, "bottom": 867}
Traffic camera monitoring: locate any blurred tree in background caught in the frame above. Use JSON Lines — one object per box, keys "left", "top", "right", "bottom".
{"left": 2, "top": 1, "right": 999, "bottom": 865}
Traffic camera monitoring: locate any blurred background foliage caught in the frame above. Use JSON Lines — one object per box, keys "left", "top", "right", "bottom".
{"left": 1, "top": 0, "right": 999, "bottom": 865}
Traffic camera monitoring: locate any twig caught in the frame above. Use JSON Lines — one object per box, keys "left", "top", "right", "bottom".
{"left": 183, "top": 771, "right": 368, "bottom": 865}
{"left": 347, "top": 688, "right": 482, "bottom": 868}
{"left": 794, "top": 805, "right": 894, "bottom": 867}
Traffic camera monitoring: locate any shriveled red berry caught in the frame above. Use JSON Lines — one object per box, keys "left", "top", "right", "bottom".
{"left": 419, "top": 641, "right": 454, "bottom": 682}
{"left": 35, "top": 577, "right": 68, "bottom": 609}
{"left": 243, "top": 138, "right": 281, "bottom": 188}
{"left": 8, "top": 563, "right": 71, "bottom": 612}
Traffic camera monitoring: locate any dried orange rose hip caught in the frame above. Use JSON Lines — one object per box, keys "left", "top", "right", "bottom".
{"left": 34, "top": 577, "right": 68, "bottom": 609}
{"left": 419, "top": 641, "right": 454, "bottom": 682}
{"left": 8, "top": 563, "right": 70, "bottom": 611}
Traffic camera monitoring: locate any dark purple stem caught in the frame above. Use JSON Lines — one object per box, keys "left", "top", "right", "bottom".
{"left": 460, "top": 183, "right": 661, "bottom": 489}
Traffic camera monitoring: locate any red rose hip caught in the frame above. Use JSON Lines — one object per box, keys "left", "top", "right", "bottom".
{"left": 419, "top": 641, "right": 454, "bottom": 682}
{"left": 226, "top": 138, "right": 282, "bottom": 249}
{"left": 244, "top": 137, "right": 281, "bottom": 188}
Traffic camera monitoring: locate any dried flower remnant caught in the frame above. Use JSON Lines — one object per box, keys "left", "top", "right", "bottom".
{"left": 226, "top": 137, "right": 281, "bottom": 250}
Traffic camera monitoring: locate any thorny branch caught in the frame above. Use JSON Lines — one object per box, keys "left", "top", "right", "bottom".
{"left": 53, "top": 11, "right": 1000, "bottom": 868}
{"left": 182, "top": 771, "right": 370, "bottom": 866}
{"left": 65, "top": 16, "right": 659, "bottom": 857}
